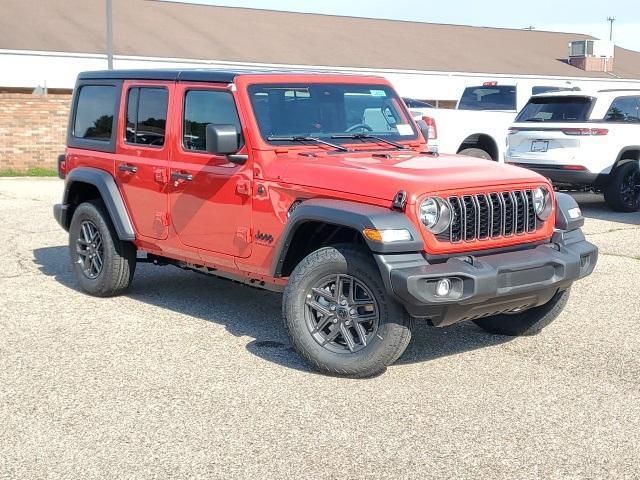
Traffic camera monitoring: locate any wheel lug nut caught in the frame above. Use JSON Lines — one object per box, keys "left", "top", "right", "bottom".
{"left": 330, "top": 305, "right": 336, "bottom": 311}
{"left": 333, "top": 318, "right": 338, "bottom": 324}
{"left": 340, "top": 300, "right": 347, "bottom": 306}
{"left": 349, "top": 308, "right": 356, "bottom": 315}
{"left": 345, "top": 320, "right": 351, "bottom": 326}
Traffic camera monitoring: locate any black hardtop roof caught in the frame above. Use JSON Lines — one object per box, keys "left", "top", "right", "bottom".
{"left": 77, "top": 69, "right": 382, "bottom": 83}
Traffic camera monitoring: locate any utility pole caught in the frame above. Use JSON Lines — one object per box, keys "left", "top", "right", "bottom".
{"left": 607, "top": 16, "right": 616, "bottom": 41}
{"left": 106, "top": 0, "right": 114, "bottom": 70}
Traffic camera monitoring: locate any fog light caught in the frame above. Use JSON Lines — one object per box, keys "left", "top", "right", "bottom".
{"left": 435, "top": 278, "right": 452, "bottom": 297}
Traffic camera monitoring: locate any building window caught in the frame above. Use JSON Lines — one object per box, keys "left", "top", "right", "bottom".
{"left": 125, "top": 87, "right": 168, "bottom": 146}
{"left": 73, "top": 85, "right": 117, "bottom": 140}
{"left": 183, "top": 90, "right": 242, "bottom": 151}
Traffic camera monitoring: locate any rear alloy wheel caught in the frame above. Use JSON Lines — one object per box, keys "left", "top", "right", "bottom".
{"left": 604, "top": 161, "right": 640, "bottom": 212}
{"left": 283, "top": 245, "right": 412, "bottom": 377}
{"left": 69, "top": 200, "right": 136, "bottom": 297}
{"left": 76, "top": 220, "right": 104, "bottom": 279}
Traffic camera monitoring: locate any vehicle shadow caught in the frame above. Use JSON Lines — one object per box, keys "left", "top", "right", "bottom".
{"left": 33, "top": 245, "right": 511, "bottom": 375}
{"left": 566, "top": 191, "right": 640, "bottom": 225}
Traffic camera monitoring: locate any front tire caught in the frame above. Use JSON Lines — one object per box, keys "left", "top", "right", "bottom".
{"left": 604, "top": 161, "right": 640, "bottom": 212}
{"left": 283, "top": 245, "right": 412, "bottom": 377}
{"left": 69, "top": 200, "right": 137, "bottom": 297}
{"left": 472, "top": 289, "right": 570, "bottom": 336}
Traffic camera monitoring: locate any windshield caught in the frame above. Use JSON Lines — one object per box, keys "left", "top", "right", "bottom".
{"left": 458, "top": 85, "right": 517, "bottom": 111}
{"left": 515, "top": 96, "right": 594, "bottom": 123}
{"left": 248, "top": 83, "right": 418, "bottom": 146}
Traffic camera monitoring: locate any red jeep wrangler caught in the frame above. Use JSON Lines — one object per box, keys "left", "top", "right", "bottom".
{"left": 54, "top": 70, "right": 597, "bottom": 377}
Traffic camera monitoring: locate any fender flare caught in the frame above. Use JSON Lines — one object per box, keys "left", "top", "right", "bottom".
{"left": 614, "top": 146, "right": 640, "bottom": 169}
{"left": 63, "top": 167, "right": 135, "bottom": 241}
{"left": 271, "top": 198, "right": 424, "bottom": 277}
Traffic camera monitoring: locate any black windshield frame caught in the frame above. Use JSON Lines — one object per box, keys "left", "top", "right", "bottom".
{"left": 247, "top": 83, "right": 419, "bottom": 146}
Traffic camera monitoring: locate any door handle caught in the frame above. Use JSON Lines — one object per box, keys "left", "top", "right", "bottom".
{"left": 170, "top": 171, "right": 193, "bottom": 182}
{"left": 118, "top": 164, "right": 138, "bottom": 174}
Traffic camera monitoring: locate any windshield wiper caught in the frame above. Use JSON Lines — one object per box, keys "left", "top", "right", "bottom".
{"left": 267, "top": 135, "right": 349, "bottom": 152}
{"left": 524, "top": 118, "right": 547, "bottom": 122}
{"left": 331, "top": 133, "right": 406, "bottom": 150}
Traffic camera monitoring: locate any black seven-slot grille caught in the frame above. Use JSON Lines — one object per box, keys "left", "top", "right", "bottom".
{"left": 438, "top": 189, "right": 538, "bottom": 243}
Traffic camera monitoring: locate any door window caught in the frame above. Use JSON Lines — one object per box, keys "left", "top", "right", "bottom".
{"left": 124, "top": 87, "right": 168, "bottom": 146}
{"left": 604, "top": 96, "right": 640, "bottom": 123}
{"left": 183, "top": 90, "right": 242, "bottom": 151}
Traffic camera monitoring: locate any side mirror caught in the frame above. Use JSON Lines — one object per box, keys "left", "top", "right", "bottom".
{"left": 416, "top": 119, "right": 431, "bottom": 141}
{"left": 205, "top": 123, "right": 247, "bottom": 165}
{"left": 205, "top": 123, "right": 241, "bottom": 155}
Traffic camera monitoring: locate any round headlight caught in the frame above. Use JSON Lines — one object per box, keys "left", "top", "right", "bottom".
{"left": 419, "top": 197, "right": 452, "bottom": 234}
{"left": 533, "top": 186, "right": 552, "bottom": 220}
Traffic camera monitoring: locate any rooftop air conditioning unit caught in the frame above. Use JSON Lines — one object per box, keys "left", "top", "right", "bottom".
{"left": 569, "top": 39, "right": 614, "bottom": 58}
{"left": 568, "top": 39, "right": 614, "bottom": 73}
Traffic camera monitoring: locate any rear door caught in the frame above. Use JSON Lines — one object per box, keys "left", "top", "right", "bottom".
{"left": 115, "top": 81, "right": 171, "bottom": 239}
{"left": 168, "top": 83, "right": 253, "bottom": 258}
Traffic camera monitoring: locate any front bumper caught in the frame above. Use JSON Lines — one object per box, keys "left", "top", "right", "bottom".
{"left": 375, "top": 228, "right": 597, "bottom": 326}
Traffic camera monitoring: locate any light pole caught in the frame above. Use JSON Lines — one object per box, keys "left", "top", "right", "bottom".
{"left": 607, "top": 16, "right": 615, "bottom": 41}
{"left": 106, "top": 0, "right": 113, "bottom": 70}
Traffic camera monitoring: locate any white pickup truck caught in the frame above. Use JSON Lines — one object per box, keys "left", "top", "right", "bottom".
{"left": 409, "top": 81, "right": 576, "bottom": 161}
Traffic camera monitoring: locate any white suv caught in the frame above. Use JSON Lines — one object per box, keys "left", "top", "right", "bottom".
{"left": 505, "top": 90, "right": 640, "bottom": 212}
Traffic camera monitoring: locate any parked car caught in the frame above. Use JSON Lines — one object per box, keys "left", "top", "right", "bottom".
{"left": 53, "top": 69, "right": 597, "bottom": 377}
{"left": 506, "top": 89, "right": 640, "bottom": 212}
{"left": 410, "top": 82, "right": 577, "bottom": 161}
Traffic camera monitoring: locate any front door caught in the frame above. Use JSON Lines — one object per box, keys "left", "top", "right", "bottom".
{"left": 168, "top": 83, "right": 252, "bottom": 258}
{"left": 115, "top": 81, "right": 171, "bottom": 239}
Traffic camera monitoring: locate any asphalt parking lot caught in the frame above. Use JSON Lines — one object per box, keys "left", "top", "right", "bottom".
{"left": 1, "top": 178, "right": 639, "bottom": 479}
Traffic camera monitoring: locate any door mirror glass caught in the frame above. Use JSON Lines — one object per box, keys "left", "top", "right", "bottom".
{"left": 205, "top": 124, "right": 241, "bottom": 155}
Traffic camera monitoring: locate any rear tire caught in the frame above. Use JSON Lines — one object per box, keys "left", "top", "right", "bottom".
{"left": 69, "top": 200, "right": 136, "bottom": 297}
{"left": 604, "top": 161, "right": 640, "bottom": 212}
{"left": 458, "top": 147, "right": 493, "bottom": 161}
{"left": 472, "top": 289, "right": 570, "bottom": 336}
{"left": 283, "top": 245, "right": 412, "bottom": 377}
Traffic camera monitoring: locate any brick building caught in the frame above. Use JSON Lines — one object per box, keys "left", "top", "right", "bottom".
{"left": 2, "top": 0, "right": 640, "bottom": 172}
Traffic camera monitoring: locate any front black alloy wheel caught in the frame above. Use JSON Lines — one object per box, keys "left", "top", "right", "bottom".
{"left": 283, "top": 245, "right": 412, "bottom": 378}
{"left": 305, "top": 273, "right": 380, "bottom": 354}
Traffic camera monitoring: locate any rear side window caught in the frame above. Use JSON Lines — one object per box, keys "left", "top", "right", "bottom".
{"left": 125, "top": 87, "right": 168, "bottom": 146}
{"left": 183, "top": 90, "right": 242, "bottom": 151}
{"left": 73, "top": 85, "right": 117, "bottom": 140}
{"left": 515, "top": 97, "right": 593, "bottom": 123}
{"left": 604, "top": 96, "right": 640, "bottom": 123}
{"left": 458, "top": 86, "right": 516, "bottom": 111}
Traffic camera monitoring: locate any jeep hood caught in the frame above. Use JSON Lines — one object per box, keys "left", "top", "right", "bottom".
{"left": 280, "top": 151, "right": 548, "bottom": 202}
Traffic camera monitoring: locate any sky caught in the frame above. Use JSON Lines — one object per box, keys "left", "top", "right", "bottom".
{"left": 166, "top": 0, "right": 640, "bottom": 52}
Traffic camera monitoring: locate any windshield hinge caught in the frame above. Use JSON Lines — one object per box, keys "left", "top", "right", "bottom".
{"left": 392, "top": 190, "right": 407, "bottom": 211}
